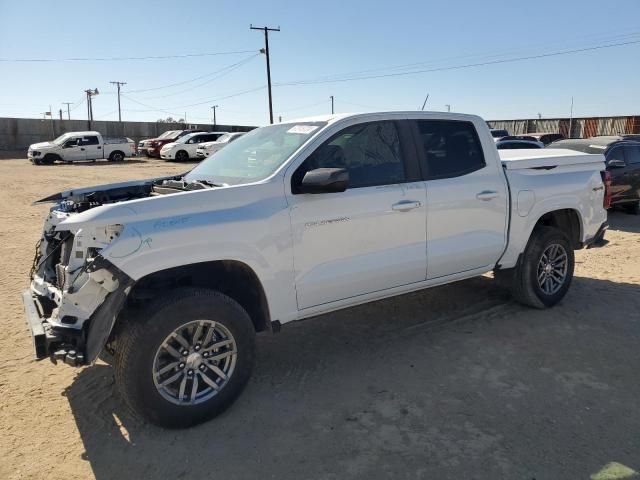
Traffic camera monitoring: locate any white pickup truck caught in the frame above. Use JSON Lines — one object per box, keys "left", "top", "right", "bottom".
{"left": 28, "top": 131, "right": 135, "bottom": 165}
{"left": 22, "top": 112, "right": 609, "bottom": 428}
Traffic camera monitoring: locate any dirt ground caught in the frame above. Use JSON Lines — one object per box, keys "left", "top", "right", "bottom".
{"left": 0, "top": 157, "right": 639, "bottom": 480}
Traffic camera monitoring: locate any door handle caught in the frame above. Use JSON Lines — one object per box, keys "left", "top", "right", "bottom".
{"left": 80, "top": 148, "right": 85, "bottom": 151}
{"left": 476, "top": 190, "right": 498, "bottom": 201}
{"left": 97, "top": 146, "right": 101, "bottom": 149}
{"left": 392, "top": 200, "right": 422, "bottom": 212}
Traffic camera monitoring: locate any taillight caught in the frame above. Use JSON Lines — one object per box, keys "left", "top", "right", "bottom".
{"left": 600, "top": 170, "right": 612, "bottom": 209}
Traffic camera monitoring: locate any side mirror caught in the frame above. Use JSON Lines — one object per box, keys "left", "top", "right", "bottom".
{"left": 299, "top": 168, "right": 348, "bottom": 194}
{"left": 607, "top": 159, "right": 625, "bottom": 168}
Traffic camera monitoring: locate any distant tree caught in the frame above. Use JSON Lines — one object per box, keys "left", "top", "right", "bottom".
{"left": 157, "top": 117, "right": 180, "bottom": 124}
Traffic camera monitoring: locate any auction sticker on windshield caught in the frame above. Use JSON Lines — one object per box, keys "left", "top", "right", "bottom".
{"left": 287, "top": 125, "right": 319, "bottom": 134}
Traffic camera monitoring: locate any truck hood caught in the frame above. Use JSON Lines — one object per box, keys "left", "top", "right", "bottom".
{"left": 29, "top": 141, "right": 56, "bottom": 150}
{"left": 56, "top": 179, "right": 277, "bottom": 232}
{"left": 34, "top": 174, "right": 183, "bottom": 204}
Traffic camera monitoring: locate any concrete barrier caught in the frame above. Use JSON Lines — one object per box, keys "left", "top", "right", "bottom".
{"left": 0, "top": 117, "right": 256, "bottom": 152}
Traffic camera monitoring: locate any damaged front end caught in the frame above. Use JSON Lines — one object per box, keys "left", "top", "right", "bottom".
{"left": 23, "top": 197, "right": 139, "bottom": 366}
{"left": 22, "top": 174, "right": 218, "bottom": 366}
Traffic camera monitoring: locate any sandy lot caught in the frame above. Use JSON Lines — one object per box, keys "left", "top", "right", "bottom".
{"left": 0, "top": 157, "right": 639, "bottom": 480}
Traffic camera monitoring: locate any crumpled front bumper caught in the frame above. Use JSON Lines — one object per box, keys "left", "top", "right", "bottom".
{"left": 21, "top": 256, "right": 134, "bottom": 366}
{"left": 22, "top": 289, "right": 49, "bottom": 359}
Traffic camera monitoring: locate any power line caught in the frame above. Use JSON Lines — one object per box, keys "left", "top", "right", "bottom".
{"left": 302, "top": 31, "right": 640, "bottom": 83}
{"left": 125, "top": 53, "right": 260, "bottom": 94}
{"left": 135, "top": 54, "right": 260, "bottom": 99}
{"left": 276, "top": 38, "right": 640, "bottom": 87}
{"left": 0, "top": 49, "right": 257, "bottom": 63}
{"left": 122, "top": 85, "right": 266, "bottom": 111}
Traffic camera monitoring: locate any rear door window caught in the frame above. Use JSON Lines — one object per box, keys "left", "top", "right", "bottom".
{"left": 415, "top": 120, "right": 486, "bottom": 179}
{"left": 80, "top": 136, "right": 99, "bottom": 146}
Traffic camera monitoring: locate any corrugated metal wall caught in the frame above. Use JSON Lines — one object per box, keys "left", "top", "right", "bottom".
{"left": 487, "top": 116, "right": 640, "bottom": 138}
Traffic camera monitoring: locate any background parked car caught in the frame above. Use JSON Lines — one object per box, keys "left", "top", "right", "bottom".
{"left": 196, "top": 132, "right": 246, "bottom": 159}
{"left": 490, "top": 128, "right": 510, "bottom": 141}
{"left": 145, "top": 129, "right": 210, "bottom": 158}
{"left": 27, "top": 131, "right": 135, "bottom": 164}
{"left": 553, "top": 136, "right": 640, "bottom": 214}
{"left": 160, "top": 132, "right": 227, "bottom": 161}
{"left": 528, "top": 132, "right": 565, "bottom": 145}
{"left": 496, "top": 136, "right": 544, "bottom": 149}
{"left": 138, "top": 130, "right": 181, "bottom": 157}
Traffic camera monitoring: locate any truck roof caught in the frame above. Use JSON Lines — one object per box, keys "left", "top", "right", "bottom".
{"left": 61, "top": 131, "right": 101, "bottom": 136}
{"left": 286, "top": 111, "right": 484, "bottom": 125}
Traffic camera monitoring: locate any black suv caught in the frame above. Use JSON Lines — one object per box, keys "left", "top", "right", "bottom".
{"left": 552, "top": 136, "right": 640, "bottom": 214}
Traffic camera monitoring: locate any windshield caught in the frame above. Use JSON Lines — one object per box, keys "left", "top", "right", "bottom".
{"left": 216, "top": 133, "right": 232, "bottom": 143}
{"left": 158, "top": 130, "right": 178, "bottom": 139}
{"left": 53, "top": 134, "right": 71, "bottom": 145}
{"left": 176, "top": 134, "right": 195, "bottom": 144}
{"left": 184, "top": 122, "right": 326, "bottom": 185}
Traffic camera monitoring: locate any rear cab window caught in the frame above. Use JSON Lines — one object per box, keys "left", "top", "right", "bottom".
{"left": 414, "top": 120, "right": 486, "bottom": 179}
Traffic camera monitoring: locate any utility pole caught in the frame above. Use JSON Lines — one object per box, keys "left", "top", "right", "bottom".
{"left": 568, "top": 97, "right": 574, "bottom": 138}
{"left": 445, "top": 104, "right": 451, "bottom": 112}
{"left": 62, "top": 102, "right": 73, "bottom": 120}
{"left": 250, "top": 24, "right": 280, "bottom": 124}
{"left": 211, "top": 105, "right": 219, "bottom": 126}
{"left": 59, "top": 109, "right": 63, "bottom": 120}
{"left": 420, "top": 94, "right": 429, "bottom": 111}
{"left": 537, "top": 112, "right": 542, "bottom": 119}
{"left": 49, "top": 105, "right": 54, "bottom": 137}
{"left": 330, "top": 95, "right": 334, "bottom": 114}
{"left": 84, "top": 88, "right": 99, "bottom": 129}
{"left": 110, "top": 81, "right": 127, "bottom": 122}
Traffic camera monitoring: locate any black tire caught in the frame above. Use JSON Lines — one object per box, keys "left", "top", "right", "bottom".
{"left": 175, "top": 150, "right": 189, "bottom": 162}
{"left": 41, "top": 154, "right": 57, "bottom": 165}
{"left": 625, "top": 201, "right": 640, "bottom": 215}
{"left": 109, "top": 151, "right": 125, "bottom": 162}
{"left": 508, "top": 226, "right": 574, "bottom": 309}
{"left": 113, "top": 288, "right": 255, "bottom": 428}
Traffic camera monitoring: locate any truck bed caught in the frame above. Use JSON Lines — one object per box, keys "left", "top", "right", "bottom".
{"left": 499, "top": 148, "right": 604, "bottom": 170}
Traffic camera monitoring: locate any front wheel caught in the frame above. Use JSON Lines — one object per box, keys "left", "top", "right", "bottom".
{"left": 507, "top": 226, "right": 574, "bottom": 309}
{"left": 113, "top": 288, "right": 255, "bottom": 428}
{"left": 175, "top": 150, "right": 189, "bottom": 162}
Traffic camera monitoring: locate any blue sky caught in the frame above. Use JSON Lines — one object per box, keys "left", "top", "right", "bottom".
{"left": 1, "top": 0, "right": 639, "bottom": 126}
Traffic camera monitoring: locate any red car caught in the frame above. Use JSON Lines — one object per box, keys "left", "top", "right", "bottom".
{"left": 141, "top": 130, "right": 206, "bottom": 158}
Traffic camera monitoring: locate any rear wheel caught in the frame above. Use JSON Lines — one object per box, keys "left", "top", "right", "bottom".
{"left": 108, "top": 151, "right": 125, "bottom": 162}
{"left": 506, "top": 226, "right": 574, "bottom": 308}
{"left": 175, "top": 150, "right": 189, "bottom": 162}
{"left": 113, "top": 288, "right": 255, "bottom": 428}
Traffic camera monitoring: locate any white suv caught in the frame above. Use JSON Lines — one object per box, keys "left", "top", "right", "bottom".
{"left": 196, "top": 132, "right": 246, "bottom": 159}
{"left": 160, "top": 132, "right": 226, "bottom": 161}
